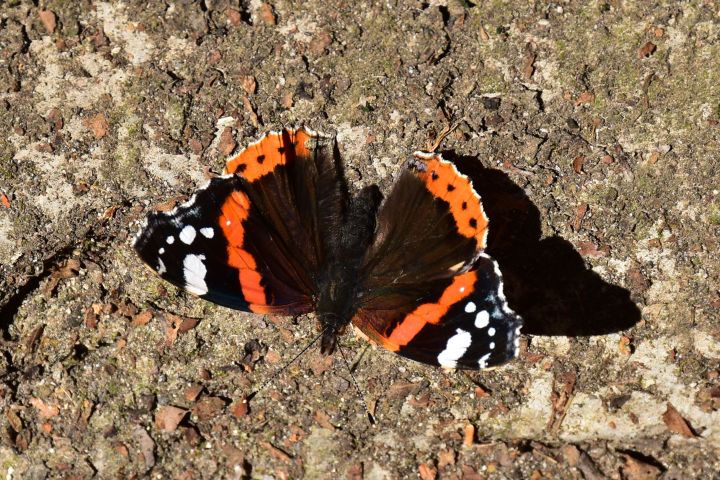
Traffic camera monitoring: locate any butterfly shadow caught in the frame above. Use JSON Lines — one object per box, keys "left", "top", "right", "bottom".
{"left": 444, "top": 152, "right": 640, "bottom": 336}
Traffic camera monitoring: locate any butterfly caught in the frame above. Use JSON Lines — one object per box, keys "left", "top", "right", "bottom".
{"left": 134, "top": 127, "right": 522, "bottom": 369}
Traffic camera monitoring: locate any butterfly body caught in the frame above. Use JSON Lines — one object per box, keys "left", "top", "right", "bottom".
{"left": 314, "top": 186, "right": 382, "bottom": 354}
{"left": 134, "top": 127, "right": 522, "bottom": 370}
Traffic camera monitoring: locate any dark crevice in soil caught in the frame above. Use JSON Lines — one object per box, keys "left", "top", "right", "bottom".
{"left": 0, "top": 206, "right": 130, "bottom": 339}
{"left": 0, "top": 245, "right": 76, "bottom": 340}
{"left": 617, "top": 449, "right": 668, "bottom": 472}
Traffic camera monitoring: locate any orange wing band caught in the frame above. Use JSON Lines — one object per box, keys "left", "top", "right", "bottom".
{"left": 413, "top": 154, "right": 488, "bottom": 248}
{"left": 219, "top": 190, "right": 268, "bottom": 310}
{"left": 386, "top": 270, "right": 478, "bottom": 346}
{"left": 224, "top": 128, "right": 314, "bottom": 180}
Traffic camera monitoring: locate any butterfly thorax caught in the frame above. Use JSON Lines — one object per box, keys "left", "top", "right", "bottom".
{"left": 316, "top": 186, "right": 382, "bottom": 354}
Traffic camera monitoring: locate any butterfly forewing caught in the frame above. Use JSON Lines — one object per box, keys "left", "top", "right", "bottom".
{"left": 134, "top": 128, "right": 346, "bottom": 315}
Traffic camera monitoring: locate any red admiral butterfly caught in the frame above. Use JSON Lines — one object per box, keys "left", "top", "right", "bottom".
{"left": 134, "top": 127, "right": 522, "bottom": 369}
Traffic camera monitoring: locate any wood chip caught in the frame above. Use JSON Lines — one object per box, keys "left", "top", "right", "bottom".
{"left": 638, "top": 41, "right": 657, "bottom": 59}
{"left": 231, "top": 397, "right": 249, "bottom": 419}
{"left": 189, "top": 138, "right": 204, "bottom": 154}
{"left": 131, "top": 310, "right": 153, "bottom": 327}
{"left": 463, "top": 423, "right": 475, "bottom": 447}
{"left": 79, "top": 399, "right": 93, "bottom": 428}
{"left": 419, "top": 463, "right": 437, "bottom": 480}
{"left": 618, "top": 336, "right": 633, "bottom": 356}
{"left": 92, "top": 28, "right": 109, "bottom": 48}
{"left": 548, "top": 370, "right": 577, "bottom": 432}
{"left": 265, "top": 349, "right": 281, "bottom": 364}
{"left": 259, "top": 3, "right": 276, "bottom": 25}
{"left": 225, "top": 8, "right": 242, "bottom": 27}
{"left": 572, "top": 155, "right": 587, "bottom": 174}
{"left": 219, "top": 126, "right": 236, "bottom": 156}
{"left": 313, "top": 410, "right": 335, "bottom": 430}
{"left": 177, "top": 317, "right": 199, "bottom": 333}
{"left": 115, "top": 443, "right": 129, "bottom": 458}
{"left": 575, "top": 91, "right": 595, "bottom": 106}
{"left": 192, "top": 396, "right": 226, "bottom": 421}
{"left": 662, "top": 403, "right": 695, "bottom": 437}
{"left": 260, "top": 441, "right": 292, "bottom": 462}
{"left": 522, "top": 45, "right": 536, "bottom": 81}
{"left": 39, "top": 10, "right": 57, "bottom": 33}
{"left": 241, "top": 96, "right": 259, "bottom": 128}
{"left": 15, "top": 431, "right": 30, "bottom": 451}
{"left": 30, "top": 397, "right": 59, "bottom": 419}
{"left": 573, "top": 203, "right": 589, "bottom": 231}
{"left": 623, "top": 455, "right": 661, "bottom": 480}
{"left": 163, "top": 313, "right": 198, "bottom": 345}
{"left": 560, "top": 444, "right": 580, "bottom": 467}
{"left": 309, "top": 354, "right": 333, "bottom": 376}
{"left": 183, "top": 384, "right": 203, "bottom": 403}
{"left": 83, "top": 113, "right": 109, "bottom": 139}
{"left": 155, "top": 406, "right": 187, "bottom": 432}
{"left": 387, "top": 381, "right": 421, "bottom": 398}
{"left": 6, "top": 409, "right": 23, "bottom": 432}
{"left": 479, "top": 24, "right": 490, "bottom": 42}
{"left": 240, "top": 76, "right": 257, "bottom": 95}
{"left": 437, "top": 448, "right": 455, "bottom": 468}
{"left": 346, "top": 463, "right": 363, "bottom": 480}
{"left": 310, "top": 31, "right": 333, "bottom": 56}
{"left": 474, "top": 386, "right": 489, "bottom": 398}
{"left": 576, "top": 240, "right": 608, "bottom": 258}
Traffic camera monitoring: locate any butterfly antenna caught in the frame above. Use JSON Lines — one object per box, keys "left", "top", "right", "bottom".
{"left": 337, "top": 343, "right": 376, "bottom": 425}
{"left": 247, "top": 328, "right": 325, "bottom": 401}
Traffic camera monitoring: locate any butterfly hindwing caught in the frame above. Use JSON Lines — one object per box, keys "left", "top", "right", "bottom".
{"left": 134, "top": 127, "right": 346, "bottom": 315}
{"left": 369, "top": 254, "right": 522, "bottom": 369}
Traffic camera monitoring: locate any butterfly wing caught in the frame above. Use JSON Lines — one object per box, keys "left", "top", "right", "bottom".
{"left": 134, "top": 127, "right": 345, "bottom": 315}
{"left": 352, "top": 153, "right": 522, "bottom": 369}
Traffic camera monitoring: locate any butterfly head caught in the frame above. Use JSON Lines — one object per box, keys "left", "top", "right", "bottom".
{"left": 317, "top": 313, "right": 350, "bottom": 355}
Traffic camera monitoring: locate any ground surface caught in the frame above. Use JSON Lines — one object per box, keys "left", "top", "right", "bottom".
{"left": 1, "top": 1, "right": 719, "bottom": 479}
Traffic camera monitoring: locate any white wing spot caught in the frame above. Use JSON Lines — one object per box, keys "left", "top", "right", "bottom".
{"left": 200, "top": 227, "right": 214, "bottom": 238}
{"left": 488, "top": 327, "right": 496, "bottom": 337}
{"left": 489, "top": 342, "right": 495, "bottom": 350}
{"left": 475, "top": 311, "right": 490, "bottom": 329}
{"left": 166, "top": 236, "right": 175, "bottom": 244}
{"left": 459, "top": 286, "right": 465, "bottom": 293}
{"left": 437, "top": 328, "right": 472, "bottom": 368}
{"left": 157, "top": 258, "right": 166, "bottom": 274}
{"left": 226, "top": 220, "right": 231, "bottom": 226}
{"left": 464, "top": 301, "right": 477, "bottom": 313}
{"left": 158, "top": 247, "right": 165, "bottom": 255}
{"left": 179, "top": 225, "right": 197, "bottom": 245}
{"left": 183, "top": 254, "right": 208, "bottom": 295}
{"left": 478, "top": 352, "right": 491, "bottom": 369}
